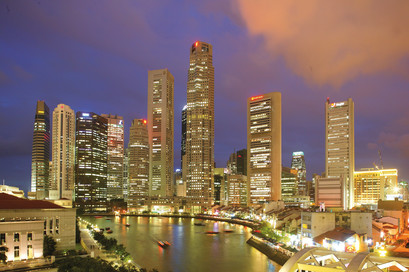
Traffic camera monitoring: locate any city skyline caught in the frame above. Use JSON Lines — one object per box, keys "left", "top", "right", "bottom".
{"left": 1, "top": 1, "right": 409, "bottom": 194}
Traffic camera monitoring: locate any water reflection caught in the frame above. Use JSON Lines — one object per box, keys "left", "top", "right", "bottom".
{"left": 84, "top": 216, "right": 280, "bottom": 272}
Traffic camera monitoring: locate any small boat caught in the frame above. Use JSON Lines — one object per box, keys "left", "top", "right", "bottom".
{"left": 106, "top": 230, "right": 113, "bottom": 234}
{"left": 194, "top": 222, "right": 205, "bottom": 226}
{"left": 205, "top": 231, "right": 219, "bottom": 234}
{"left": 224, "top": 229, "right": 234, "bottom": 233}
{"left": 125, "top": 224, "right": 131, "bottom": 227}
{"left": 105, "top": 227, "right": 110, "bottom": 230}
{"left": 157, "top": 241, "right": 170, "bottom": 248}
{"left": 94, "top": 216, "right": 103, "bottom": 219}
{"left": 106, "top": 218, "right": 111, "bottom": 220}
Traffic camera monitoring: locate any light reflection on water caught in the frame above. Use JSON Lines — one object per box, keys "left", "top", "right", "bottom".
{"left": 84, "top": 216, "right": 280, "bottom": 272}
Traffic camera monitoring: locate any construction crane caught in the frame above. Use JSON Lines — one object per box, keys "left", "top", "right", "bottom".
{"left": 378, "top": 149, "right": 384, "bottom": 169}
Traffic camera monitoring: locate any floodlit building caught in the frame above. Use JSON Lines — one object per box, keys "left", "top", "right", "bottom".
{"left": 325, "top": 98, "right": 355, "bottom": 209}
{"left": 291, "top": 151, "right": 306, "bottom": 196}
{"left": 75, "top": 112, "right": 108, "bottom": 212}
{"left": 281, "top": 166, "right": 298, "bottom": 201}
{"left": 101, "top": 114, "right": 124, "bottom": 201}
{"left": 227, "top": 174, "right": 248, "bottom": 207}
{"left": 181, "top": 105, "right": 187, "bottom": 174}
{"left": 315, "top": 176, "right": 344, "bottom": 209}
{"left": 148, "top": 69, "right": 174, "bottom": 197}
{"left": 128, "top": 119, "right": 149, "bottom": 210}
{"left": 247, "top": 92, "right": 281, "bottom": 205}
{"left": 301, "top": 211, "right": 335, "bottom": 247}
{"left": 0, "top": 184, "right": 25, "bottom": 198}
{"left": 185, "top": 41, "right": 215, "bottom": 210}
{"left": 0, "top": 193, "right": 76, "bottom": 251}
{"left": 354, "top": 168, "right": 398, "bottom": 206}
{"left": 30, "top": 100, "right": 51, "bottom": 200}
{"left": 50, "top": 104, "right": 75, "bottom": 200}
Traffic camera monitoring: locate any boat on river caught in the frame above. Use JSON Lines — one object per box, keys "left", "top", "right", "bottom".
{"left": 194, "top": 222, "right": 206, "bottom": 226}
{"left": 125, "top": 224, "right": 131, "bottom": 227}
{"left": 157, "top": 241, "right": 171, "bottom": 248}
{"left": 223, "top": 229, "right": 234, "bottom": 233}
{"left": 205, "top": 231, "right": 219, "bottom": 234}
{"left": 106, "top": 229, "right": 113, "bottom": 234}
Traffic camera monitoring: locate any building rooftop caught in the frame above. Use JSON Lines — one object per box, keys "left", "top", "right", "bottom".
{"left": 0, "top": 193, "right": 65, "bottom": 209}
{"left": 378, "top": 199, "right": 404, "bottom": 211}
{"left": 313, "top": 227, "right": 356, "bottom": 244}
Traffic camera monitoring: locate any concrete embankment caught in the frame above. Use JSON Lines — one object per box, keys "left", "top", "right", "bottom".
{"left": 246, "top": 236, "right": 289, "bottom": 266}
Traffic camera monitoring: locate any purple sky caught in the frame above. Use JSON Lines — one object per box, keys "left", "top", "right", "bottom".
{"left": 1, "top": 1, "right": 409, "bottom": 193}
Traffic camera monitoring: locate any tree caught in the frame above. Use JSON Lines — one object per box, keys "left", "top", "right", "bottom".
{"left": 0, "top": 246, "right": 8, "bottom": 264}
{"left": 43, "top": 235, "right": 56, "bottom": 257}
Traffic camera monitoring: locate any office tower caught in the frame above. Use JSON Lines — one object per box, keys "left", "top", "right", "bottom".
{"left": 75, "top": 112, "right": 108, "bottom": 212}
{"left": 128, "top": 119, "right": 149, "bottom": 210}
{"left": 227, "top": 174, "right": 248, "bottom": 207}
{"left": 101, "top": 114, "right": 124, "bottom": 201}
{"left": 291, "top": 151, "right": 306, "bottom": 195}
{"left": 325, "top": 98, "right": 355, "bottom": 209}
{"left": 185, "top": 41, "right": 215, "bottom": 209}
{"left": 227, "top": 149, "right": 247, "bottom": 175}
{"left": 214, "top": 168, "right": 225, "bottom": 205}
{"left": 181, "top": 105, "right": 187, "bottom": 168}
{"left": 315, "top": 176, "right": 344, "bottom": 208}
{"left": 281, "top": 166, "right": 298, "bottom": 201}
{"left": 123, "top": 148, "right": 129, "bottom": 202}
{"left": 247, "top": 92, "right": 281, "bottom": 205}
{"left": 50, "top": 104, "right": 75, "bottom": 200}
{"left": 147, "top": 69, "right": 174, "bottom": 197}
{"left": 30, "top": 101, "right": 51, "bottom": 200}
{"left": 354, "top": 168, "right": 398, "bottom": 206}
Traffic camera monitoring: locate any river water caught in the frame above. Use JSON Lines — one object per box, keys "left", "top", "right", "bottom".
{"left": 83, "top": 216, "right": 281, "bottom": 272}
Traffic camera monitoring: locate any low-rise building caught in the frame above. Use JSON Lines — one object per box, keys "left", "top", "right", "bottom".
{"left": 313, "top": 227, "right": 366, "bottom": 253}
{"left": 301, "top": 211, "right": 335, "bottom": 247}
{"left": 0, "top": 193, "right": 76, "bottom": 250}
{"left": 0, "top": 220, "right": 43, "bottom": 262}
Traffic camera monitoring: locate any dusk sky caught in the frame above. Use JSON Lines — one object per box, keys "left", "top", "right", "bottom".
{"left": 1, "top": 1, "right": 409, "bottom": 193}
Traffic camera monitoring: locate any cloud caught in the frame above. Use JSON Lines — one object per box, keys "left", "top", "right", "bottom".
{"left": 378, "top": 132, "right": 409, "bottom": 159}
{"left": 236, "top": 0, "right": 409, "bottom": 87}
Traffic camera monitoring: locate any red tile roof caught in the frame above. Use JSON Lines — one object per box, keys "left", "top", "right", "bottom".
{"left": 0, "top": 193, "right": 65, "bottom": 209}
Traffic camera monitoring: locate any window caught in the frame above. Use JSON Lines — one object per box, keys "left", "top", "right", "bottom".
{"left": 0, "top": 233, "right": 5, "bottom": 245}
{"left": 27, "top": 245, "right": 33, "bottom": 259}
{"left": 14, "top": 246, "right": 19, "bottom": 259}
{"left": 14, "top": 233, "right": 20, "bottom": 242}
{"left": 27, "top": 233, "right": 32, "bottom": 241}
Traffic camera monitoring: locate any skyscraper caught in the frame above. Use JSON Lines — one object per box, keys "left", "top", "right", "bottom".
{"left": 185, "top": 41, "right": 215, "bottom": 209}
{"left": 101, "top": 114, "right": 124, "bottom": 201}
{"left": 181, "top": 105, "right": 187, "bottom": 168}
{"left": 75, "top": 112, "right": 108, "bottom": 212}
{"left": 291, "top": 151, "right": 306, "bottom": 195}
{"left": 147, "top": 69, "right": 174, "bottom": 197}
{"left": 30, "top": 101, "right": 50, "bottom": 200}
{"left": 128, "top": 119, "right": 149, "bottom": 210}
{"left": 50, "top": 104, "right": 75, "bottom": 200}
{"left": 325, "top": 98, "right": 355, "bottom": 209}
{"left": 247, "top": 92, "right": 281, "bottom": 205}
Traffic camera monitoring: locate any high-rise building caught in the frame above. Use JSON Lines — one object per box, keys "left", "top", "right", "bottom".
{"left": 227, "top": 149, "right": 247, "bottom": 176}
{"left": 128, "top": 119, "right": 149, "bottom": 210}
{"left": 101, "top": 114, "right": 124, "bottom": 201}
{"left": 185, "top": 41, "right": 215, "bottom": 209}
{"left": 147, "top": 69, "right": 174, "bottom": 197}
{"left": 31, "top": 101, "right": 51, "bottom": 200}
{"left": 354, "top": 168, "right": 398, "bottom": 206}
{"left": 214, "top": 168, "right": 225, "bottom": 206}
{"left": 75, "top": 112, "right": 108, "bottom": 212}
{"left": 123, "top": 148, "right": 129, "bottom": 202}
{"left": 50, "top": 104, "right": 75, "bottom": 200}
{"left": 247, "top": 92, "right": 281, "bottom": 205}
{"left": 227, "top": 174, "right": 248, "bottom": 207}
{"left": 281, "top": 166, "right": 298, "bottom": 201}
{"left": 291, "top": 151, "right": 306, "bottom": 195}
{"left": 325, "top": 98, "right": 355, "bottom": 209}
{"left": 181, "top": 105, "right": 187, "bottom": 168}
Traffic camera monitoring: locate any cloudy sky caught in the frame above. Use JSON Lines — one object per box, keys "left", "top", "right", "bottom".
{"left": 1, "top": 0, "right": 409, "bottom": 193}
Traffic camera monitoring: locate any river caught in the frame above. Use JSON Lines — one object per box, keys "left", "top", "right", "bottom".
{"left": 83, "top": 216, "right": 281, "bottom": 272}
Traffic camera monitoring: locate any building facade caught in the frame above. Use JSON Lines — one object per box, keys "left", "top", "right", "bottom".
{"left": 101, "top": 114, "right": 124, "bottom": 201}
{"left": 128, "top": 119, "right": 149, "bottom": 210}
{"left": 75, "top": 112, "right": 108, "bottom": 212}
{"left": 291, "top": 151, "right": 306, "bottom": 196}
{"left": 315, "top": 176, "right": 344, "bottom": 208}
{"left": 31, "top": 101, "right": 51, "bottom": 200}
{"left": 247, "top": 92, "right": 281, "bottom": 205}
{"left": 354, "top": 168, "right": 398, "bottom": 206}
{"left": 185, "top": 41, "right": 215, "bottom": 209}
{"left": 281, "top": 167, "right": 298, "bottom": 201}
{"left": 227, "top": 174, "right": 248, "bottom": 207}
{"left": 148, "top": 69, "right": 174, "bottom": 197}
{"left": 325, "top": 98, "right": 355, "bottom": 209}
{"left": 50, "top": 104, "right": 75, "bottom": 200}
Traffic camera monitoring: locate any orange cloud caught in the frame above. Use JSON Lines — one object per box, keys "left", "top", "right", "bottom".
{"left": 237, "top": 0, "right": 409, "bottom": 87}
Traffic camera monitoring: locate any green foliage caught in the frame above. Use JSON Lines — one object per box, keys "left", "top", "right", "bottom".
{"left": 43, "top": 235, "right": 57, "bottom": 257}
{"left": 0, "top": 246, "right": 8, "bottom": 264}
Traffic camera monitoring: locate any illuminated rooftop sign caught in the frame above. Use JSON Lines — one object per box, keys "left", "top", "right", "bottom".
{"left": 143, "top": 119, "right": 147, "bottom": 124}
{"left": 292, "top": 151, "right": 304, "bottom": 156}
{"left": 250, "top": 95, "right": 264, "bottom": 101}
{"left": 330, "top": 102, "right": 345, "bottom": 108}
{"left": 195, "top": 41, "right": 199, "bottom": 47}
{"left": 82, "top": 113, "right": 90, "bottom": 117}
